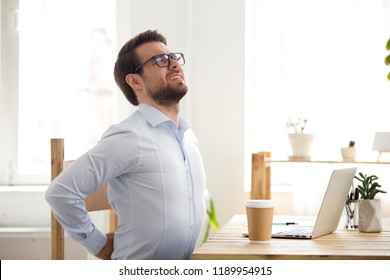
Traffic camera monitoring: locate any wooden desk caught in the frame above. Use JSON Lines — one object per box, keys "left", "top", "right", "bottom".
{"left": 192, "top": 215, "right": 390, "bottom": 260}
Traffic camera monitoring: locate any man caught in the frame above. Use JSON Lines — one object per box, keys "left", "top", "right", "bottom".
{"left": 46, "top": 30, "right": 207, "bottom": 260}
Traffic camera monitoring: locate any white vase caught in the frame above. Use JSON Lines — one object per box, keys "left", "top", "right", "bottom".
{"left": 340, "top": 147, "right": 356, "bottom": 162}
{"left": 288, "top": 134, "right": 314, "bottom": 159}
{"left": 358, "top": 199, "right": 382, "bottom": 232}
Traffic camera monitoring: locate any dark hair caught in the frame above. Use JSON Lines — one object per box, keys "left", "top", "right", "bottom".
{"left": 113, "top": 30, "right": 167, "bottom": 106}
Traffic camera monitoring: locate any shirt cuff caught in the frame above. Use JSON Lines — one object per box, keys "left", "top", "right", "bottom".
{"left": 79, "top": 225, "right": 107, "bottom": 256}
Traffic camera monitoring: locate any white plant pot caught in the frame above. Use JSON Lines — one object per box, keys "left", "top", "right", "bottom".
{"left": 358, "top": 199, "right": 382, "bottom": 232}
{"left": 340, "top": 147, "right": 356, "bottom": 162}
{"left": 288, "top": 134, "right": 314, "bottom": 159}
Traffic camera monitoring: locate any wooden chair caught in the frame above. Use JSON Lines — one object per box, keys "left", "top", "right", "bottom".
{"left": 251, "top": 151, "right": 271, "bottom": 199}
{"left": 50, "top": 138, "right": 118, "bottom": 260}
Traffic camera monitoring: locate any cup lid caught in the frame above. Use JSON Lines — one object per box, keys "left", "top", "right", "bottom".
{"left": 245, "top": 199, "right": 274, "bottom": 208}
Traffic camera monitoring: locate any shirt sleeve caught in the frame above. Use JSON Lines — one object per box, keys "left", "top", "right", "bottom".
{"left": 45, "top": 129, "right": 140, "bottom": 256}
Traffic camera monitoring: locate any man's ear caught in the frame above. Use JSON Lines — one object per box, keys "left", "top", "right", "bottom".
{"left": 125, "top": 73, "right": 143, "bottom": 90}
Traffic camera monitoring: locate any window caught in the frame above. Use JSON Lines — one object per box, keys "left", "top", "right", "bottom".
{"left": 245, "top": 0, "right": 390, "bottom": 214}
{"left": 0, "top": 0, "right": 117, "bottom": 185}
{"left": 246, "top": 0, "right": 390, "bottom": 160}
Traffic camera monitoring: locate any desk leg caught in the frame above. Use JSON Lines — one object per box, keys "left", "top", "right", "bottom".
{"left": 251, "top": 152, "right": 271, "bottom": 199}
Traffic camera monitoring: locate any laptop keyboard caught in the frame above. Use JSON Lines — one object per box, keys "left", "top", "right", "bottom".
{"left": 274, "top": 227, "right": 313, "bottom": 237}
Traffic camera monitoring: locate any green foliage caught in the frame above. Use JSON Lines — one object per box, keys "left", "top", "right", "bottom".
{"left": 206, "top": 197, "right": 220, "bottom": 230}
{"left": 385, "top": 54, "right": 390, "bottom": 65}
{"left": 349, "top": 140, "right": 355, "bottom": 147}
{"left": 386, "top": 38, "right": 390, "bottom": 81}
{"left": 354, "top": 172, "right": 387, "bottom": 199}
{"left": 286, "top": 118, "right": 307, "bottom": 134}
{"left": 202, "top": 196, "right": 220, "bottom": 244}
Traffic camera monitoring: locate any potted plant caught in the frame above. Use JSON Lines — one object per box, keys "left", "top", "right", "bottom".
{"left": 354, "top": 172, "right": 387, "bottom": 232}
{"left": 385, "top": 38, "right": 390, "bottom": 81}
{"left": 286, "top": 118, "right": 314, "bottom": 160}
{"left": 340, "top": 140, "right": 356, "bottom": 162}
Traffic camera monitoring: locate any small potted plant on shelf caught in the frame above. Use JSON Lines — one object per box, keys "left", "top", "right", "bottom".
{"left": 286, "top": 118, "right": 314, "bottom": 160}
{"left": 354, "top": 172, "right": 387, "bottom": 232}
{"left": 340, "top": 140, "right": 356, "bottom": 162}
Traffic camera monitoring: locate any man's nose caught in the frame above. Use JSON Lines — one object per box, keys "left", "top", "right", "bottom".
{"left": 169, "top": 57, "right": 180, "bottom": 69}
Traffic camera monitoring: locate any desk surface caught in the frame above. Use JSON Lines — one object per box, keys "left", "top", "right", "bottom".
{"left": 192, "top": 215, "right": 390, "bottom": 260}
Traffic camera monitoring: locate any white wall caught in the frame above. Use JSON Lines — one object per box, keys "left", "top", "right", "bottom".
{"left": 186, "top": 0, "right": 249, "bottom": 226}
{"left": 116, "top": 0, "right": 249, "bottom": 227}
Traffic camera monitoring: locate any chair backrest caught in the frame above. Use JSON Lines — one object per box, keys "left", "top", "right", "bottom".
{"left": 251, "top": 151, "right": 271, "bottom": 199}
{"left": 50, "top": 138, "right": 117, "bottom": 260}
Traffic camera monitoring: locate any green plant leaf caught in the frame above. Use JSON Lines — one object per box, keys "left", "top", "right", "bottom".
{"left": 386, "top": 39, "right": 390, "bottom": 81}
{"left": 206, "top": 198, "right": 220, "bottom": 230}
{"left": 202, "top": 196, "right": 221, "bottom": 244}
{"left": 385, "top": 54, "right": 390, "bottom": 65}
{"left": 354, "top": 172, "right": 387, "bottom": 199}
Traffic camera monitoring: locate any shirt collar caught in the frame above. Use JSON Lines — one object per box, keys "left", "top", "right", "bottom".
{"left": 138, "top": 103, "right": 190, "bottom": 131}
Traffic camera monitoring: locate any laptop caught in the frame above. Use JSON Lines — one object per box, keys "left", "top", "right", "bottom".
{"left": 271, "top": 167, "right": 357, "bottom": 239}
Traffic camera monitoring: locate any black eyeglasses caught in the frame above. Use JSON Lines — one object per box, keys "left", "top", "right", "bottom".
{"left": 132, "top": 53, "right": 185, "bottom": 73}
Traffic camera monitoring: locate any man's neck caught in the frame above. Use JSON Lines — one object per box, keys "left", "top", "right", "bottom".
{"left": 143, "top": 101, "right": 180, "bottom": 127}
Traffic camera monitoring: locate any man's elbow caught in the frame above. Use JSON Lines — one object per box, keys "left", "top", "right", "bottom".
{"left": 45, "top": 183, "right": 57, "bottom": 207}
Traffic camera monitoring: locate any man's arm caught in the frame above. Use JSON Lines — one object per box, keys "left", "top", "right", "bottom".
{"left": 95, "top": 232, "right": 115, "bottom": 260}
{"left": 46, "top": 130, "right": 140, "bottom": 256}
{"left": 45, "top": 152, "right": 109, "bottom": 255}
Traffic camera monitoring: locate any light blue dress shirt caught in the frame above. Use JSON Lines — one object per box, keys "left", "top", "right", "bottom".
{"left": 45, "top": 104, "right": 207, "bottom": 259}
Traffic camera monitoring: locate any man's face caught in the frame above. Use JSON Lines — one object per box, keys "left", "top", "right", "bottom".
{"left": 135, "top": 41, "right": 188, "bottom": 107}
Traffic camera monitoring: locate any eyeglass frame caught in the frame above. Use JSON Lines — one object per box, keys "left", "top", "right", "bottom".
{"left": 131, "top": 52, "right": 185, "bottom": 73}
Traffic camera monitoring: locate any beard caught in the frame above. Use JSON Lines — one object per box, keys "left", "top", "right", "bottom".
{"left": 146, "top": 81, "right": 188, "bottom": 107}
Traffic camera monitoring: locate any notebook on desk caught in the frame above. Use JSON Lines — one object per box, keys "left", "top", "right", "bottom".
{"left": 271, "top": 167, "right": 357, "bottom": 239}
